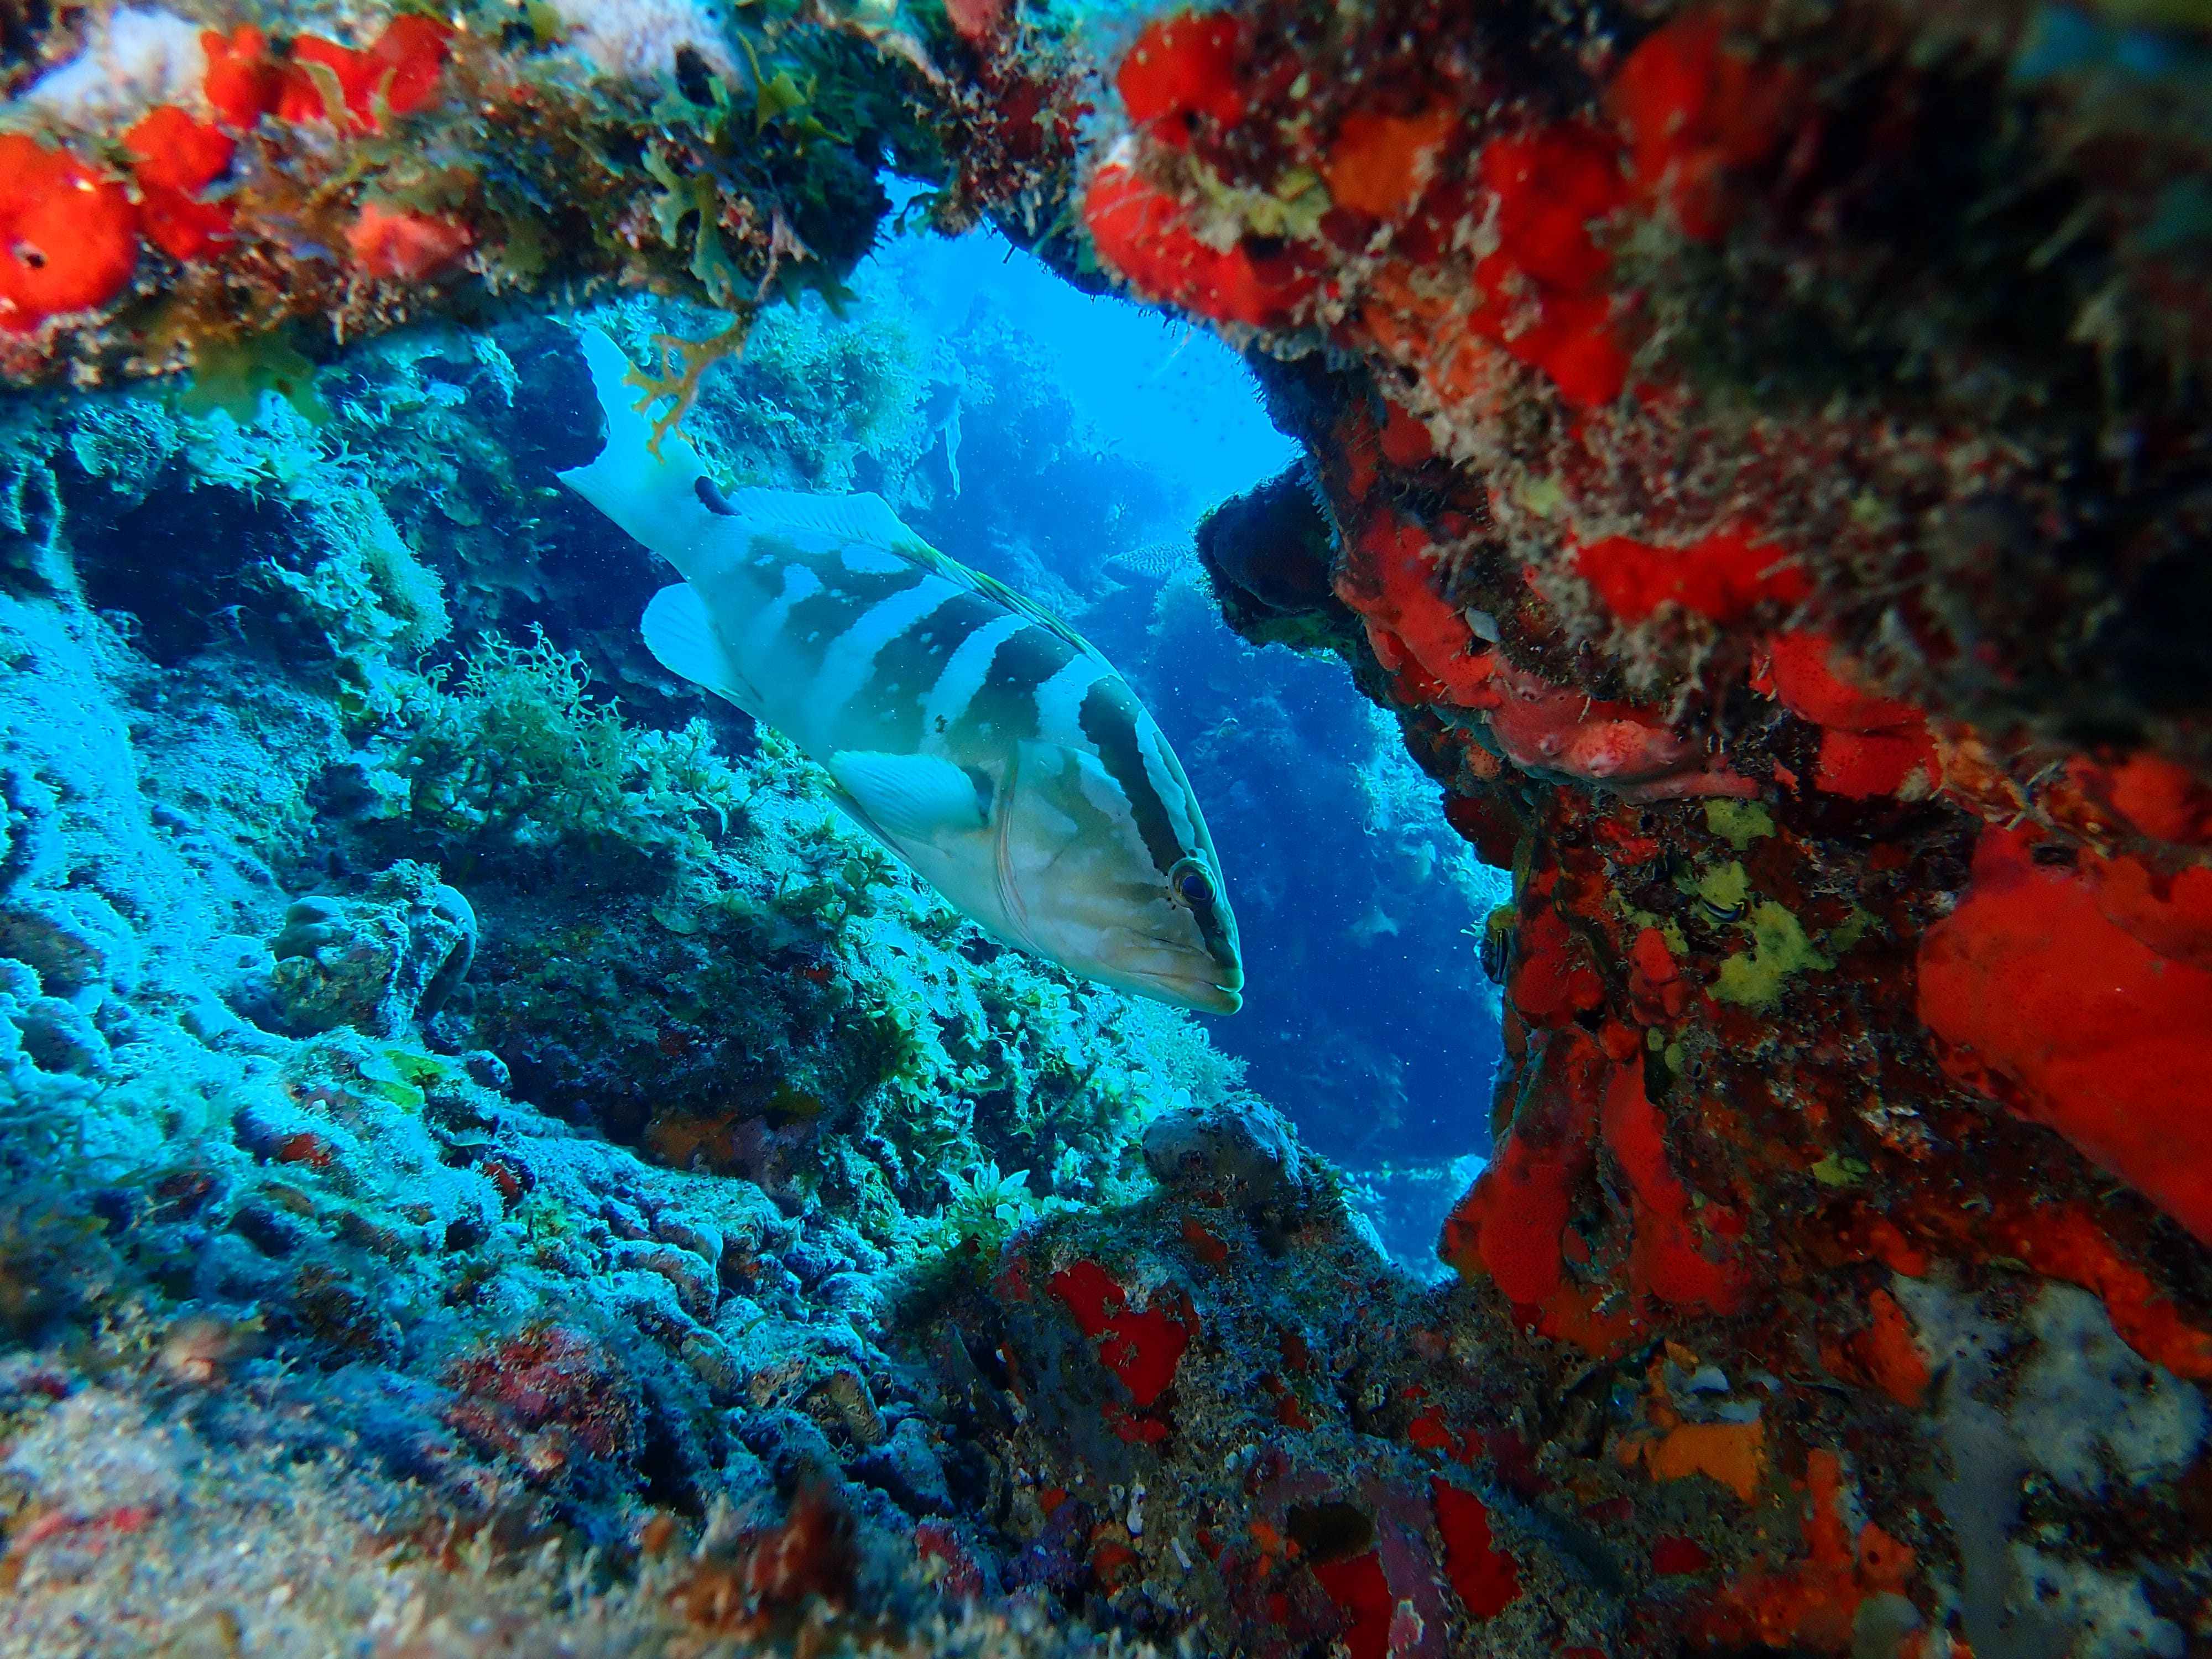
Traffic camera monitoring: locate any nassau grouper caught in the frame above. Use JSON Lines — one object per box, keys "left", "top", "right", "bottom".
{"left": 557, "top": 327, "right": 1243, "bottom": 1014}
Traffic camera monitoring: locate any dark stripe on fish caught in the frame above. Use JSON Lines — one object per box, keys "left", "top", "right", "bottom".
{"left": 951, "top": 622, "right": 1073, "bottom": 747}
{"left": 1078, "top": 678, "right": 1185, "bottom": 881}
{"left": 778, "top": 565, "right": 934, "bottom": 669}
{"left": 862, "top": 588, "right": 1003, "bottom": 752}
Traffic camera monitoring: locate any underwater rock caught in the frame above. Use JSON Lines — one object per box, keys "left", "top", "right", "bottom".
{"left": 910, "top": 1176, "right": 1620, "bottom": 1655}
{"left": 3, "top": 977, "right": 108, "bottom": 1078}
{"left": 0, "top": 888, "right": 139, "bottom": 999}
{"left": 0, "top": 0, "right": 2205, "bottom": 1647}
{"left": 1194, "top": 463, "right": 1347, "bottom": 649}
{"left": 443, "top": 1323, "right": 646, "bottom": 1488}
{"left": 1141, "top": 1098, "right": 1307, "bottom": 1212}
{"left": 261, "top": 862, "right": 475, "bottom": 1040}
{"left": 740, "top": 1405, "right": 848, "bottom": 1494}
{"left": 4, "top": 1388, "right": 185, "bottom": 1525}
{"left": 858, "top": 1415, "right": 954, "bottom": 1516}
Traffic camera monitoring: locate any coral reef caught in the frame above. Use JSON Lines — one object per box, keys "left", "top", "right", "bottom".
{"left": 0, "top": 0, "right": 997, "bottom": 394}
{"left": 1060, "top": 0, "right": 2212, "bottom": 1652}
{"left": 0, "top": 287, "right": 1266, "bottom": 1652}
{"left": 0, "top": 0, "right": 2208, "bottom": 1651}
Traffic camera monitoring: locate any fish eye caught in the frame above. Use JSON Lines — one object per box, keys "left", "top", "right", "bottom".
{"left": 1170, "top": 858, "right": 1214, "bottom": 907}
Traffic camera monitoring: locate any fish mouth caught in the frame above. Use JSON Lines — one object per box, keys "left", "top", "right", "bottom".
{"left": 1126, "top": 964, "right": 1244, "bottom": 1015}
{"left": 1182, "top": 980, "right": 1244, "bottom": 1016}
{"left": 1109, "top": 927, "right": 1243, "bottom": 1014}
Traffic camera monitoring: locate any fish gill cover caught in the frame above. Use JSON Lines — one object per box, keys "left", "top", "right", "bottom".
{"left": 0, "top": 0, "right": 2205, "bottom": 1657}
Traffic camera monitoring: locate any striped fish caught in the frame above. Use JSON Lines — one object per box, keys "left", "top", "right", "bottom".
{"left": 557, "top": 328, "right": 1244, "bottom": 1014}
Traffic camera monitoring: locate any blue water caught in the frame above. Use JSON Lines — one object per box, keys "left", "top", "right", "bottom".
{"left": 862, "top": 220, "right": 1507, "bottom": 1228}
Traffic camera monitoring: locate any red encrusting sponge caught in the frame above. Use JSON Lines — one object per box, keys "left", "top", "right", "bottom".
{"left": 124, "top": 107, "right": 237, "bottom": 262}
{"left": 1600, "top": 1056, "right": 1750, "bottom": 1314}
{"left": 0, "top": 137, "right": 137, "bottom": 333}
{"left": 1610, "top": 11, "right": 1799, "bottom": 242}
{"left": 1115, "top": 11, "right": 1245, "bottom": 147}
{"left": 1918, "top": 825, "right": 2212, "bottom": 1245}
{"left": 1761, "top": 630, "right": 1939, "bottom": 799}
{"left": 1467, "top": 124, "right": 1631, "bottom": 409}
{"left": 203, "top": 27, "right": 283, "bottom": 129}
{"left": 282, "top": 15, "right": 455, "bottom": 132}
{"left": 1575, "top": 529, "right": 1810, "bottom": 627}
{"left": 1084, "top": 163, "right": 1315, "bottom": 327}
{"left": 348, "top": 202, "right": 475, "bottom": 280}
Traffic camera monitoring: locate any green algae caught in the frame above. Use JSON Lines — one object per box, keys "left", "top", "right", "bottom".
{"left": 1614, "top": 894, "right": 1690, "bottom": 958}
{"left": 1828, "top": 907, "right": 1875, "bottom": 956}
{"left": 181, "top": 332, "right": 333, "bottom": 426}
{"left": 1712, "top": 900, "right": 1837, "bottom": 1006}
{"left": 394, "top": 632, "right": 749, "bottom": 869}
{"left": 1703, "top": 799, "right": 1776, "bottom": 852}
{"left": 928, "top": 1161, "right": 1055, "bottom": 1259}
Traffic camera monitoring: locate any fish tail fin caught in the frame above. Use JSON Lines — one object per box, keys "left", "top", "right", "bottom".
{"left": 555, "top": 327, "right": 715, "bottom": 573}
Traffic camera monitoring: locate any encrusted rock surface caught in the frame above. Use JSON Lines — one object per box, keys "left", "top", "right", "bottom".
{"left": 0, "top": 0, "right": 2206, "bottom": 1654}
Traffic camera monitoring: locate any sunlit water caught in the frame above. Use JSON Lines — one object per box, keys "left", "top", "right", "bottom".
{"left": 858, "top": 216, "right": 1504, "bottom": 1273}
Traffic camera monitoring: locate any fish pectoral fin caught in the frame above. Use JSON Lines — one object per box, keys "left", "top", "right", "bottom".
{"left": 825, "top": 786, "right": 898, "bottom": 854}
{"left": 826, "top": 750, "right": 990, "bottom": 846}
{"left": 641, "top": 583, "right": 765, "bottom": 718}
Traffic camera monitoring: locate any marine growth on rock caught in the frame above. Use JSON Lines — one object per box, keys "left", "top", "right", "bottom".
{"left": 0, "top": 0, "right": 2205, "bottom": 1655}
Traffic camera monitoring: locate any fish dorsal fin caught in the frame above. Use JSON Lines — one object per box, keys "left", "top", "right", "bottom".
{"left": 930, "top": 557, "right": 1100, "bottom": 659}
{"left": 716, "top": 486, "right": 1102, "bottom": 660}
{"left": 641, "top": 583, "right": 766, "bottom": 719}
{"left": 717, "top": 488, "right": 921, "bottom": 552}
{"left": 826, "top": 750, "right": 990, "bottom": 846}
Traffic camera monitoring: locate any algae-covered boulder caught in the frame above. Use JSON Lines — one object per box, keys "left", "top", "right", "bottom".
{"left": 260, "top": 862, "right": 476, "bottom": 1039}
{"left": 1141, "top": 1098, "right": 1307, "bottom": 1211}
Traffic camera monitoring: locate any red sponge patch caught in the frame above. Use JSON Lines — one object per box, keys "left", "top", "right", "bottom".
{"left": 1510, "top": 905, "right": 1605, "bottom": 1024}
{"left": 1083, "top": 162, "right": 1314, "bottom": 326}
{"left": 2084, "top": 852, "right": 2212, "bottom": 973}
{"left": 1467, "top": 122, "right": 1631, "bottom": 408}
{"left": 281, "top": 15, "right": 453, "bottom": 132}
{"left": 1610, "top": 10, "right": 1799, "bottom": 241}
{"left": 1601, "top": 1057, "right": 1750, "bottom": 1314}
{"left": 348, "top": 202, "right": 473, "bottom": 281}
{"left": 1764, "top": 630, "right": 1938, "bottom": 799}
{"left": 1048, "top": 1259, "right": 1194, "bottom": 1408}
{"left": 202, "top": 26, "right": 282, "bottom": 128}
{"left": 1442, "top": 1031, "right": 1604, "bottom": 1305}
{"left": 0, "top": 137, "right": 137, "bottom": 332}
{"left": 1116, "top": 12, "right": 1244, "bottom": 143}
{"left": 1433, "top": 1480, "right": 1521, "bottom": 1617}
{"left": 124, "top": 107, "right": 236, "bottom": 262}
{"left": 1918, "top": 826, "right": 2212, "bottom": 1244}
{"left": 1577, "top": 529, "right": 1809, "bottom": 626}
{"left": 1332, "top": 512, "right": 1498, "bottom": 706}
